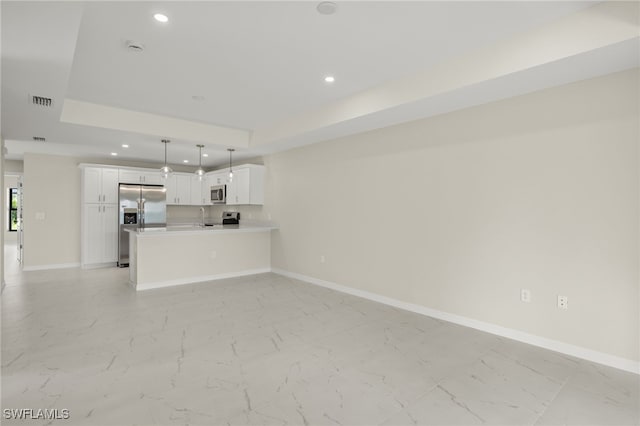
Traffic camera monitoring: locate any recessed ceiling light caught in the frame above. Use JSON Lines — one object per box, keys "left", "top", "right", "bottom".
{"left": 153, "top": 13, "right": 169, "bottom": 23}
{"left": 111, "top": 152, "right": 118, "bottom": 156}
{"left": 324, "top": 75, "right": 335, "bottom": 83}
{"left": 203, "top": 153, "right": 209, "bottom": 157}
{"left": 183, "top": 160, "right": 189, "bottom": 163}
{"left": 122, "top": 144, "right": 129, "bottom": 148}
{"left": 317, "top": 1, "right": 338, "bottom": 15}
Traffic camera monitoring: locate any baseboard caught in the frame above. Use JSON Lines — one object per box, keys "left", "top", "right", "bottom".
{"left": 272, "top": 268, "right": 640, "bottom": 375}
{"left": 22, "top": 262, "right": 80, "bottom": 272}
{"left": 81, "top": 262, "right": 117, "bottom": 270}
{"left": 135, "top": 267, "right": 272, "bottom": 291}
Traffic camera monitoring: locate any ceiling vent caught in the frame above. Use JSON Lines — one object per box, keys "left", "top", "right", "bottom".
{"left": 31, "top": 95, "right": 53, "bottom": 107}
{"left": 32, "top": 136, "right": 46, "bottom": 142}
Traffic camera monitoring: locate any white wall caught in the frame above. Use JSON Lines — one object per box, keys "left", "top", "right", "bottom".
{"left": 264, "top": 69, "right": 639, "bottom": 363}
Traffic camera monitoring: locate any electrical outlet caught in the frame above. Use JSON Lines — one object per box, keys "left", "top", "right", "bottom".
{"left": 557, "top": 295, "right": 568, "bottom": 310}
{"left": 520, "top": 289, "right": 531, "bottom": 303}
{"left": 267, "top": 213, "right": 272, "bottom": 220}
{"left": 210, "top": 251, "right": 217, "bottom": 260}
{"left": 320, "top": 255, "right": 325, "bottom": 264}
{"left": 35, "top": 212, "right": 45, "bottom": 220}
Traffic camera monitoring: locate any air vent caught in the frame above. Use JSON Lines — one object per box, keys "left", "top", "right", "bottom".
{"left": 31, "top": 95, "right": 53, "bottom": 107}
{"left": 32, "top": 136, "right": 46, "bottom": 142}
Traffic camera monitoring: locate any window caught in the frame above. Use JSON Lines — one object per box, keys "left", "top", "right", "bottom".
{"left": 9, "top": 188, "right": 18, "bottom": 232}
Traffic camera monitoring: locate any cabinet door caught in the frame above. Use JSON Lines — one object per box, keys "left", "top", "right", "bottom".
{"left": 236, "top": 168, "right": 251, "bottom": 205}
{"left": 165, "top": 175, "right": 177, "bottom": 204}
{"left": 175, "top": 175, "right": 191, "bottom": 205}
{"left": 210, "top": 172, "right": 227, "bottom": 186}
{"left": 83, "top": 168, "right": 102, "bottom": 204}
{"left": 201, "top": 177, "right": 211, "bottom": 205}
{"left": 83, "top": 204, "right": 104, "bottom": 264}
{"left": 227, "top": 168, "right": 250, "bottom": 205}
{"left": 190, "top": 176, "right": 203, "bottom": 205}
{"left": 142, "top": 172, "right": 163, "bottom": 185}
{"left": 102, "top": 169, "right": 120, "bottom": 204}
{"left": 103, "top": 204, "right": 119, "bottom": 262}
{"left": 119, "top": 170, "right": 142, "bottom": 184}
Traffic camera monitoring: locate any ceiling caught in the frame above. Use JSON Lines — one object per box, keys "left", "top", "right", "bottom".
{"left": 2, "top": 1, "right": 638, "bottom": 169}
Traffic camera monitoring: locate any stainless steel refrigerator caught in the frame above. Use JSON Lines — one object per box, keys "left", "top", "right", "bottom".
{"left": 118, "top": 184, "right": 166, "bottom": 267}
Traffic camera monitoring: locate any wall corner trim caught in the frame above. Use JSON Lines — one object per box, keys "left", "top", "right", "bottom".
{"left": 271, "top": 268, "right": 640, "bottom": 375}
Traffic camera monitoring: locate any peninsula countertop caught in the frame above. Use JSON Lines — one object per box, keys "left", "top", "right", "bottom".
{"left": 125, "top": 223, "right": 278, "bottom": 237}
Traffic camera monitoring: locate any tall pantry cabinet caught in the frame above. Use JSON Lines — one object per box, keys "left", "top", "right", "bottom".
{"left": 81, "top": 166, "right": 119, "bottom": 267}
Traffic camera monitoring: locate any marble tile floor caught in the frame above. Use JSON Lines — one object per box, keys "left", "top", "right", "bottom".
{"left": 1, "top": 260, "right": 638, "bottom": 425}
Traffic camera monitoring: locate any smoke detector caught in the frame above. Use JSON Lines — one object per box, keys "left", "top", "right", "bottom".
{"left": 317, "top": 2, "right": 338, "bottom": 15}
{"left": 126, "top": 40, "right": 145, "bottom": 52}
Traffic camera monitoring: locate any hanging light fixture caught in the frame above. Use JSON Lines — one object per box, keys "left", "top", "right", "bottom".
{"left": 227, "top": 148, "right": 235, "bottom": 183}
{"left": 160, "top": 139, "right": 173, "bottom": 179}
{"left": 195, "top": 144, "right": 205, "bottom": 180}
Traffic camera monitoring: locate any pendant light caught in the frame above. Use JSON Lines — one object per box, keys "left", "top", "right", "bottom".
{"left": 160, "top": 139, "right": 173, "bottom": 179}
{"left": 227, "top": 148, "right": 235, "bottom": 183}
{"left": 195, "top": 144, "right": 205, "bottom": 180}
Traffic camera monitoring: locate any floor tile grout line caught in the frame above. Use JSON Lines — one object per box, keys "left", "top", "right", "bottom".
{"left": 531, "top": 375, "right": 571, "bottom": 426}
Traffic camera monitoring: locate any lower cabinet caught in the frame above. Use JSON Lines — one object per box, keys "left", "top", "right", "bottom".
{"left": 82, "top": 203, "right": 118, "bottom": 267}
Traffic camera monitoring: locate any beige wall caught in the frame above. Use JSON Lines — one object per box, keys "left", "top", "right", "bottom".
{"left": 23, "top": 154, "right": 81, "bottom": 268}
{"left": 264, "top": 69, "right": 639, "bottom": 363}
{"left": 4, "top": 160, "right": 23, "bottom": 173}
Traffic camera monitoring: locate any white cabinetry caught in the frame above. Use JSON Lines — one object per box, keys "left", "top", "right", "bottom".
{"left": 226, "top": 165, "right": 265, "bottom": 205}
{"left": 209, "top": 172, "right": 228, "bottom": 186}
{"left": 82, "top": 204, "right": 118, "bottom": 266}
{"left": 119, "top": 169, "right": 162, "bottom": 185}
{"left": 81, "top": 166, "right": 118, "bottom": 267}
{"left": 83, "top": 167, "right": 119, "bottom": 204}
{"left": 190, "top": 175, "right": 210, "bottom": 205}
{"left": 165, "top": 174, "right": 191, "bottom": 205}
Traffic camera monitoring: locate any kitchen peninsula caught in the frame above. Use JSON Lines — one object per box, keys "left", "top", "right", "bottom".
{"left": 127, "top": 224, "right": 276, "bottom": 291}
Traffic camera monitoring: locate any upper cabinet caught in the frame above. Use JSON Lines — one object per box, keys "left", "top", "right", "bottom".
{"left": 79, "top": 163, "right": 265, "bottom": 207}
{"left": 82, "top": 167, "right": 119, "bottom": 204}
{"left": 119, "top": 169, "right": 163, "bottom": 185}
{"left": 165, "top": 173, "right": 191, "bottom": 205}
{"left": 209, "top": 172, "right": 228, "bottom": 186}
{"left": 191, "top": 175, "right": 210, "bottom": 206}
{"left": 226, "top": 165, "right": 264, "bottom": 205}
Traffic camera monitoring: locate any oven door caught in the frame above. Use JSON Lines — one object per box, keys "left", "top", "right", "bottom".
{"left": 211, "top": 185, "right": 226, "bottom": 204}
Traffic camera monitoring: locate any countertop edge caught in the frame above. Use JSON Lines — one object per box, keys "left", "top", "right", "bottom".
{"left": 126, "top": 226, "right": 278, "bottom": 237}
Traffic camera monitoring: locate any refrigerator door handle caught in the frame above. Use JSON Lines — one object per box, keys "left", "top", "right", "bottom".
{"left": 139, "top": 199, "right": 145, "bottom": 228}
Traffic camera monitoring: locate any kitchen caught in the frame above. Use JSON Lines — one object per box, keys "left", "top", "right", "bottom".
{"left": 1, "top": 2, "right": 639, "bottom": 425}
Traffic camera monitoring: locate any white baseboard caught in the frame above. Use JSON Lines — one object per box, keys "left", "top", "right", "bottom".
{"left": 272, "top": 268, "right": 640, "bottom": 375}
{"left": 22, "top": 262, "right": 80, "bottom": 272}
{"left": 81, "top": 262, "right": 117, "bottom": 270}
{"left": 135, "top": 267, "right": 272, "bottom": 291}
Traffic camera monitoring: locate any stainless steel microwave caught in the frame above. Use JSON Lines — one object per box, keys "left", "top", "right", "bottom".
{"left": 211, "top": 185, "right": 226, "bottom": 204}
